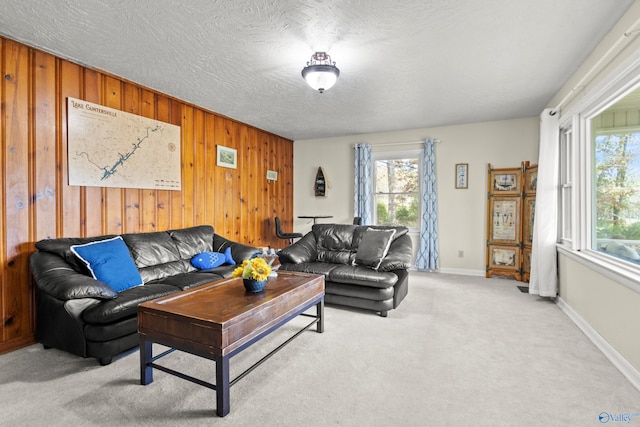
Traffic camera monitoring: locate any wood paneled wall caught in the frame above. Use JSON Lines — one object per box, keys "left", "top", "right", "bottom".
{"left": 0, "top": 36, "right": 294, "bottom": 354}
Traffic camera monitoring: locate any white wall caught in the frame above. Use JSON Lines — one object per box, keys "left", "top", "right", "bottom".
{"left": 293, "top": 117, "right": 539, "bottom": 274}
{"left": 558, "top": 254, "right": 640, "bottom": 372}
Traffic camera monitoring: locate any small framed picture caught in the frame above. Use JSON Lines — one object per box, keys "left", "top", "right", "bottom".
{"left": 217, "top": 145, "right": 237, "bottom": 169}
{"left": 455, "top": 163, "right": 468, "bottom": 189}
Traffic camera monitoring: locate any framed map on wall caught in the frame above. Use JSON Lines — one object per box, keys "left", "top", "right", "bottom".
{"left": 67, "top": 97, "right": 181, "bottom": 190}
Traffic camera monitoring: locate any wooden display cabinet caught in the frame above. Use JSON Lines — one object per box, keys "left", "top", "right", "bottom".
{"left": 486, "top": 162, "right": 537, "bottom": 282}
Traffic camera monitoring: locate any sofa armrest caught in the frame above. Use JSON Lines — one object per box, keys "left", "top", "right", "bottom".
{"left": 213, "top": 234, "right": 259, "bottom": 263}
{"left": 277, "top": 232, "right": 318, "bottom": 264}
{"left": 378, "top": 234, "right": 413, "bottom": 271}
{"left": 30, "top": 251, "right": 117, "bottom": 300}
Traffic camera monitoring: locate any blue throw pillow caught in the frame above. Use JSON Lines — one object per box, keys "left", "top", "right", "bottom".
{"left": 71, "top": 236, "right": 143, "bottom": 293}
{"left": 191, "top": 247, "right": 235, "bottom": 270}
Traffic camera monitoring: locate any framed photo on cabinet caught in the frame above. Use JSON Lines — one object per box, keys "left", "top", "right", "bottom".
{"left": 489, "top": 196, "right": 521, "bottom": 244}
{"left": 524, "top": 163, "right": 538, "bottom": 195}
{"left": 487, "top": 244, "right": 521, "bottom": 271}
{"left": 489, "top": 168, "right": 522, "bottom": 196}
{"left": 522, "top": 247, "right": 532, "bottom": 275}
{"left": 523, "top": 196, "right": 535, "bottom": 245}
{"left": 455, "top": 163, "right": 468, "bottom": 189}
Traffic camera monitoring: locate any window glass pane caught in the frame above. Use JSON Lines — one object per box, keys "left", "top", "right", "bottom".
{"left": 562, "top": 186, "right": 572, "bottom": 239}
{"left": 374, "top": 158, "right": 419, "bottom": 228}
{"left": 593, "top": 131, "right": 640, "bottom": 263}
{"left": 375, "top": 193, "right": 419, "bottom": 228}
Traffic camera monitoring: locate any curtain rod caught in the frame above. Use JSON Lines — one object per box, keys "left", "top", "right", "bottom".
{"left": 550, "top": 16, "right": 640, "bottom": 115}
{"left": 355, "top": 139, "right": 441, "bottom": 147}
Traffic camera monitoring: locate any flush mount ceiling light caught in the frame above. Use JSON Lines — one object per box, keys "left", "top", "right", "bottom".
{"left": 301, "top": 52, "right": 340, "bottom": 93}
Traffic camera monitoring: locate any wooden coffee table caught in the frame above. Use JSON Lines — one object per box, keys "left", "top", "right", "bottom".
{"left": 138, "top": 271, "right": 324, "bottom": 417}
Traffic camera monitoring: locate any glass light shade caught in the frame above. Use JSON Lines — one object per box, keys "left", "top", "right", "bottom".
{"left": 302, "top": 64, "right": 340, "bottom": 93}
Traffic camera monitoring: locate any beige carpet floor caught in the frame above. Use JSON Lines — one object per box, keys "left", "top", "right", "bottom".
{"left": 1, "top": 272, "right": 639, "bottom": 426}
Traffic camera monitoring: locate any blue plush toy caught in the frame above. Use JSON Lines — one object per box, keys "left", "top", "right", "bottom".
{"left": 191, "top": 247, "right": 235, "bottom": 270}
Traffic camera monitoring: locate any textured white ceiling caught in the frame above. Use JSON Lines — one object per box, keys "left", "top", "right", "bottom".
{"left": 0, "top": 0, "right": 634, "bottom": 140}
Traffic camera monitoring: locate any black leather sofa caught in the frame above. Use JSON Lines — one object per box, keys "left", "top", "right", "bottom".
{"left": 29, "top": 225, "right": 257, "bottom": 365}
{"left": 277, "top": 224, "right": 412, "bottom": 317}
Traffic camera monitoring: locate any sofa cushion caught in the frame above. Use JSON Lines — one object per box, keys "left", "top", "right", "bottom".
{"left": 377, "top": 234, "right": 414, "bottom": 271}
{"left": 329, "top": 265, "right": 399, "bottom": 288}
{"left": 318, "top": 249, "right": 354, "bottom": 264}
{"left": 314, "top": 224, "right": 357, "bottom": 264}
{"left": 170, "top": 225, "right": 214, "bottom": 255}
{"left": 30, "top": 251, "right": 118, "bottom": 300}
{"left": 277, "top": 262, "right": 341, "bottom": 277}
{"left": 138, "top": 262, "right": 187, "bottom": 284}
{"left": 121, "top": 231, "right": 185, "bottom": 282}
{"left": 204, "top": 264, "right": 238, "bottom": 278}
{"left": 148, "top": 271, "right": 224, "bottom": 291}
{"left": 314, "top": 224, "right": 357, "bottom": 249}
{"left": 71, "top": 236, "right": 143, "bottom": 293}
{"left": 354, "top": 228, "right": 396, "bottom": 270}
{"left": 277, "top": 232, "right": 318, "bottom": 264}
{"left": 121, "top": 231, "right": 181, "bottom": 268}
{"left": 35, "top": 235, "right": 118, "bottom": 273}
{"left": 81, "top": 283, "right": 178, "bottom": 324}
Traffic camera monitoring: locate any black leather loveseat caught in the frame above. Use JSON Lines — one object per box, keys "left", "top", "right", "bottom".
{"left": 277, "top": 224, "right": 412, "bottom": 317}
{"left": 30, "top": 225, "right": 257, "bottom": 365}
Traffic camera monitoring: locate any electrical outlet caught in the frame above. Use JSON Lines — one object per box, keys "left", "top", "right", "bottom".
{"left": 458, "top": 250, "right": 464, "bottom": 258}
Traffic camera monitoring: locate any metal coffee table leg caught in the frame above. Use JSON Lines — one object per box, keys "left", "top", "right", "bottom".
{"left": 140, "top": 338, "right": 153, "bottom": 385}
{"left": 215, "top": 355, "right": 230, "bottom": 417}
{"left": 317, "top": 300, "right": 324, "bottom": 333}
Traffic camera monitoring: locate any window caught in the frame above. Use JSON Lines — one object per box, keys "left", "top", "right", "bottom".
{"left": 373, "top": 151, "right": 421, "bottom": 230}
{"left": 556, "top": 48, "right": 640, "bottom": 288}
{"left": 591, "top": 99, "right": 640, "bottom": 265}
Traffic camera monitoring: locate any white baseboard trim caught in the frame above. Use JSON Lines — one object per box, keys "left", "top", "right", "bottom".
{"left": 438, "top": 268, "right": 485, "bottom": 277}
{"left": 556, "top": 297, "right": 640, "bottom": 392}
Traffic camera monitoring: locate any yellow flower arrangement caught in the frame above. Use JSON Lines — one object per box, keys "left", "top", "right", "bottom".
{"left": 232, "top": 257, "right": 272, "bottom": 282}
